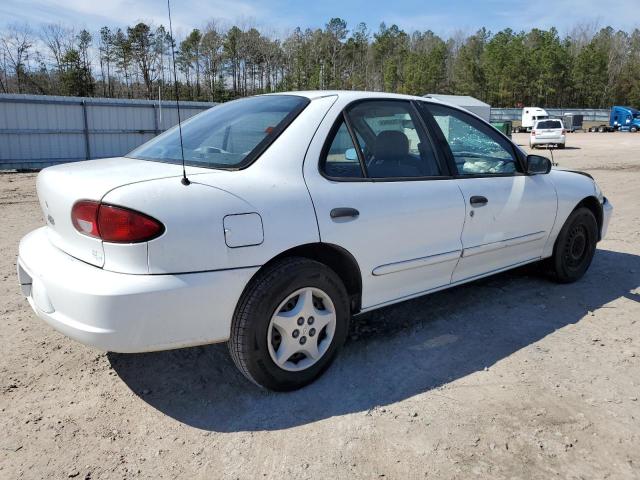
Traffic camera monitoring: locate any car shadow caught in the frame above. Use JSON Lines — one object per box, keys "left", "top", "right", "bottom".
{"left": 514, "top": 144, "right": 581, "bottom": 151}
{"left": 109, "top": 249, "right": 639, "bottom": 432}
{"left": 531, "top": 146, "right": 581, "bottom": 151}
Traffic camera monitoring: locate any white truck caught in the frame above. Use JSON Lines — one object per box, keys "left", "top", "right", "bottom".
{"left": 515, "top": 107, "right": 549, "bottom": 133}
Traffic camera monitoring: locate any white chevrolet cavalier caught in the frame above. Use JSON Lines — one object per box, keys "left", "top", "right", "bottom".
{"left": 18, "top": 91, "right": 613, "bottom": 390}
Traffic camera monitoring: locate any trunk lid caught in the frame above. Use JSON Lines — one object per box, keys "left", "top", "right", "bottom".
{"left": 36, "top": 157, "right": 204, "bottom": 267}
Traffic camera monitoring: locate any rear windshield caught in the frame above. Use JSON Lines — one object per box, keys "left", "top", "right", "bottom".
{"left": 536, "top": 120, "right": 562, "bottom": 129}
{"left": 127, "top": 95, "right": 309, "bottom": 169}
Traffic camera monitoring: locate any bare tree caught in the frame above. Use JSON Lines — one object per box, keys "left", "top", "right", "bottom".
{"left": 40, "top": 23, "right": 75, "bottom": 73}
{"left": 1, "top": 24, "right": 34, "bottom": 93}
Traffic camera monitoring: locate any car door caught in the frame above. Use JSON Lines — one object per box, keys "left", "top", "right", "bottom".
{"left": 303, "top": 98, "right": 466, "bottom": 310}
{"left": 419, "top": 102, "right": 557, "bottom": 283}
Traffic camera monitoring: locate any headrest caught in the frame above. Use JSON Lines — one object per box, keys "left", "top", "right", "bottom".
{"left": 374, "top": 130, "right": 409, "bottom": 159}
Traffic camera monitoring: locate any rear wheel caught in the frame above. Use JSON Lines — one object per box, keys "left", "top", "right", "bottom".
{"left": 547, "top": 207, "right": 598, "bottom": 283}
{"left": 598, "top": 126, "right": 606, "bottom": 133}
{"left": 631, "top": 126, "right": 638, "bottom": 133}
{"left": 228, "top": 257, "right": 350, "bottom": 391}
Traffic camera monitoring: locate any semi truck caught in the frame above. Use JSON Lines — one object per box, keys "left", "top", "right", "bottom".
{"left": 589, "top": 106, "right": 640, "bottom": 132}
{"left": 514, "top": 107, "right": 549, "bottom": 133}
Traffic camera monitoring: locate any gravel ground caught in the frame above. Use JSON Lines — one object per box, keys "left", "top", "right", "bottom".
{"left": 1, "top": 131, "right": 639, "bottom": 479}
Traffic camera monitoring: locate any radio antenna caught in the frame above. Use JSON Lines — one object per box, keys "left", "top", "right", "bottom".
{"left": 167, "top": 0, "right": 190, "bottom": 185}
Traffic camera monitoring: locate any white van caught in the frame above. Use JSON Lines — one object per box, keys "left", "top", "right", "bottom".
{"left": 530, "top": 118, "right": 566, "bottom": 148}
{"left": 517, "top": 107, "right": 549, "bottom": 132}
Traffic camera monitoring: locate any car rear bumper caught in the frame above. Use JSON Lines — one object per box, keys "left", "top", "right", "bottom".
{"left": 530, "top": 135, "right": 565, "bottom": 145}
{"left": 17, "top": 227, "right": 258, "bottom": 353}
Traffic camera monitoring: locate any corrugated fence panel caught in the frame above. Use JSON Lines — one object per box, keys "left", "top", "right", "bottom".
{"left": 0, "top": 94, "right": 214, "bottom": 170}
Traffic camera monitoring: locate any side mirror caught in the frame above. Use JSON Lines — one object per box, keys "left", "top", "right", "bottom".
{"left": 526, "top": 154, "right": 552, "bottom": 175}
{"left": 345, "top": 148, "right": 357, "bottom": 161}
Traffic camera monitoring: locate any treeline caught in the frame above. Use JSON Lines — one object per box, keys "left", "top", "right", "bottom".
{"left": 1, "top": 19, "right": 639, "bottom": 108}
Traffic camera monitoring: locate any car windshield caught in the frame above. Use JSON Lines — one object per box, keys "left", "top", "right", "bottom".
{"left": 127, "top": 95, "right": 309, "bottom": 169}
{"left": 536, "top": 120, "right": 562, "bottom": 129}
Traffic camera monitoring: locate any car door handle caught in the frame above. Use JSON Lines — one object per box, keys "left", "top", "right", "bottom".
{"left": 469, "top": 196, "right": 488, "bottom": 207}
{"left": 330, "top": 207, "right": 360, "bottom": 219}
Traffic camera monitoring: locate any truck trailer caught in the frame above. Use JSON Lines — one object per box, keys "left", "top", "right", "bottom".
{"left": 562, "top": 113, "right": 584, "bottom": 132}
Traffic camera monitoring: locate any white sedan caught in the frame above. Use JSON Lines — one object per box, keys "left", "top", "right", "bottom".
{"left": 18, "top": 91, "right": 613, "bottom": 390}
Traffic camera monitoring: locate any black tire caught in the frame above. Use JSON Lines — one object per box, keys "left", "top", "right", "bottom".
{"left": 598, "top": 126, "right": 606, "bottom": 133}
{"left": 548, "top": 207, "right": 598, "bottom": 283}
{"left": 558, "top": 143, "right": 565, "bottom": 149}
{"left": 631, "top": 126, "right": 638, "bottom": 133}
{"left": 228, "top": 257, "right": 350, "bottom": 391}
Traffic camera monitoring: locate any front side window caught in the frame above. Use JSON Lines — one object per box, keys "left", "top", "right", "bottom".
{"left": 128, "top": 95, "right": 309, "bottom": 169}
{"left": 423, "top": 103, "right": 521, "bottom": 176}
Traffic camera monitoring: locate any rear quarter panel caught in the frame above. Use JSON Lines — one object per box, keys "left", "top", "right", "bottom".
{"left": 102, "top": 95, "right": 338, "bottom": 274}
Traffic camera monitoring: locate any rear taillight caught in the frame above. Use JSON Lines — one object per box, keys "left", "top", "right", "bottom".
{"left": 562, "top": 129, "right": 566, "bottom": 134}
{"left": 71, "top": 200, "right": 100, "bottom": 237}
{"left": 531, "top": 130, "right": 536, "bottom": 136}
{"left": 71, "top": 200, "right": 164, "bottom": 243}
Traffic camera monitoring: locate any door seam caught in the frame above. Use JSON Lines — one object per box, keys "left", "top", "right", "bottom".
{"left": 450, "top": 182, "right": 468, "bottom": 283}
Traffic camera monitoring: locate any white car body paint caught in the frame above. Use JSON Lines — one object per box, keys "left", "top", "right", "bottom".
{"left": 18, "top": 91, "right": 613, "bottom": 353}
{"left": 19, "top": 227, "right": 258, "bottom": 352}
{"left": 451, "top": 174, "right": 557, "bottom": 282}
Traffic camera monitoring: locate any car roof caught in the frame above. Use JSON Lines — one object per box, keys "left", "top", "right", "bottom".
{"left": 267, "top": 89, "right": 454, "bottom": 106}
{"left": 534, "top": 118, "right": 563, "bottom": 124}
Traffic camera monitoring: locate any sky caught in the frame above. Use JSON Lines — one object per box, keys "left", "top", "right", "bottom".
{"left": 0, "top": 0, "right": 638, "bottom": 38}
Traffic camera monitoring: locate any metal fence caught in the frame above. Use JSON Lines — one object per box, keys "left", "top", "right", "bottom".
{"left": 490, "top": 108, "right": 610, "bottom": 122}
{"left": 0, "top": 94, "right": 215, "bottom": 170}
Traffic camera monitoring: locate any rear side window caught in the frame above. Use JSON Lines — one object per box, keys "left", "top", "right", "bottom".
{"left": 323, "top": 119, "right": 365, "bottom": 178}
{"left": 348, "top": 101, "right": 442, "bottom": 178}
{"left": 536, "top": 120, "right": 562, "bottom": 129}
{"left": 128, "top": 95, "right": 309, "bottom": 169}
{"left": 322, "top": 100, "right": 443, "bottom": 179}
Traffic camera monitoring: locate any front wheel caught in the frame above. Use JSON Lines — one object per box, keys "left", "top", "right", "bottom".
{"left": 547, "top": 207, "right": 598, "bottom": 283}
{"left": 228, "top": 257, "right": 350, "bottom": 391}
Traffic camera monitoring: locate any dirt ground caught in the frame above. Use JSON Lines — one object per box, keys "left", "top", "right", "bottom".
{"left": 1, "top": 131, "right": 639, "bottom": 479}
